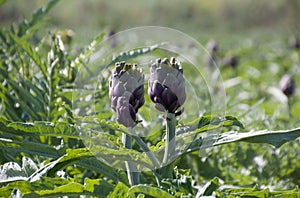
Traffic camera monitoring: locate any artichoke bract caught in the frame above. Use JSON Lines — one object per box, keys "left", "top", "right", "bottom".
{"left": 109, "top": 61, "right": 145, "bottom": 127}
{"left": 148, "top": 57, "right": 186, "bottom": 115}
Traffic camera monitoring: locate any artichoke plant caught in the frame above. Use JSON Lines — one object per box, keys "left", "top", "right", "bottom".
{"left": 109, "top": 61, "right": 145, "bottom": 127}
{"left": 148, "top": 57, "right": 186, "bottom": 178}
{"left": 109, "top": 61, "right": 145, "bottom": 185}
{"left": 148, "top": 57, "right": 186, "bottom": 115}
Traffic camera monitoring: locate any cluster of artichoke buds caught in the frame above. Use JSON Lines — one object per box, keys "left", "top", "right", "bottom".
{"left": 109, "top": 62, "right": 145, "bottom": 127}
{"left": 148, "top": 57, "right": 186, "bottom": 115}
{"left": 110, "top": 57, "right": 186, "bottom": 127}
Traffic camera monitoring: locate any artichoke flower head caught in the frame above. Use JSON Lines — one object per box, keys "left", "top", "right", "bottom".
{"left": 148, "top": 57, "right": 186, "bottom": 115}
{"left": 109, "top": 61, "right": 145, "bottom": 127}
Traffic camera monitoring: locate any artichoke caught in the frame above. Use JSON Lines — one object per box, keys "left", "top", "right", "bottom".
{"left": 279, "top": 74, "right": 295, "bottom": 98}
{"left": 109, "top": 61, "right": 145, "bottom": 127}
{"left": 222, "top": 55, "right": 239, "bottom": 69}
{"left": 148, "top": 57, "right": 186, "bottom": 115}
{"left": 206, "top": 39, "right": 218, "bottom": 54}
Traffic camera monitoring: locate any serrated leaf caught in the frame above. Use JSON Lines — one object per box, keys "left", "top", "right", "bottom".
{"left": 108, "top": 182, "right": 133, "bottom": 198}
{"left": 90, "top": 145, "right": 154, "bottom": 169}
{"left": 179, "top": 115, "right": 244, "bottom": 137}
{"left": 0, "top": 138, "right": 65, "bottom": 158}
{"left": 4, "top": 120, "right": 79, "bottom": 138}
{"left": 0, "top": 162, "right": 27, "bottom": 183}
{"left": 27, "top": 148, "right": 128, "bottom": 185}
{"left": 78, "top": 157, "right": 129, "bottom": 186}
{"left": 129, "top": 184, "right": 173, "bottom": 198}
{"left": 22, "top": 157, "right": 38, "bottom": 177}
{"left": 177, "top": 115, "right": 244, "bottom": 152}
{"left": 178, "top": 127, "right": 300, "bottom": 157}
{"left": 199, "top": 115, "right": 244, "bottom": 129}
{"left": 213, "top": 127, "right": 300, "bottom": 148}
{"left": 0, "top": 178, "right": 71, "bottom": 197}
{"left": 217, "top": 186, "right": 270, "bottom": 197}
{"left": 23, "top": 182, "right": 85, "bottom": 197}
{"left": 84, "top": 178, "right": 114, "bottom": 197}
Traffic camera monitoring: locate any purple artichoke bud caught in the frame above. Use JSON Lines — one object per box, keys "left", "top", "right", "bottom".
{"left": 206, "top": 39, "right": 218, "bottom": 53}
{"left": 109, "top": 61, "right": 144, "bottom": 127}
{"left": 148, "top": 57, "right": 186, "bottom": 114}
{"left": 279, "top": 74, "right": 295, "bottom": 98}
{"left": 222, "top": 55, "right": 239, "bottom": 68}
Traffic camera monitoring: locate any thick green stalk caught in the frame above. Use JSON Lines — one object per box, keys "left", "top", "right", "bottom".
{"left": 288, "top": 99, "right": 293, "bottom": 118}
{"left": 129, "top": 129, "right": 160, "bottom": 185}
{"left": 132, "top": 135, "right": 160, "bottom": 168}
{"left": 162, "top": 112, "right": 176, "bottom": 178}
{"left": 122, "top": 128, "right": 140, "bottom": 185}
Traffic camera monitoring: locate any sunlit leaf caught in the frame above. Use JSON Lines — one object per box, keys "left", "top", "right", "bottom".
{"left": 197, "top": 177, "right": 219, "bottom": 197}
{"left": 129, "top": 184, "right": 173, "bottom": 198}
{"left": 108, "top": 182, "right": 133, "bottom": 198}
{"left": 0, "top": 162, "right": 27, "bottom": 183}
{"left": 214, "top": 127, "right": 300, "bottom": 148}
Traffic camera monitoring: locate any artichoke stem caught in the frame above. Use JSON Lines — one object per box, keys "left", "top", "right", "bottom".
{"left": 162, "top": 112, "right": 176, "bottom": 178}
{"left": 122, "top": 130, "right": 140, "bottom": 185}
{"left": 132, "top": 135, "right": 160, "bottom": 168}
{"left": 287, "top": 99, "right": 293, "bottom": 118}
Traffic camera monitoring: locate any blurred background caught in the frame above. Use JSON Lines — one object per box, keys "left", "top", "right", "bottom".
{"left": 1, "top": 0, "right": 299, "bottom": 45}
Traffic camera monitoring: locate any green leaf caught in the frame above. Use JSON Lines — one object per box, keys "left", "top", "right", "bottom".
{"left": 90, "top": 145, "right": 154, "bottom": 169}
{"left": 0, "top": 162, "right": 27, "bottom": 183}
{"left": 179, "top": 115, "right": 244, "bottom": 136}
{"left": 22, "top": 157, "right": 38, "bottom": 177}
{"left": 0, "top": 157, "right": 37, "bottom": 183}
{"left": 196, "top": 115, "right": 244, "bottom": 129}
{"left": 78, "top": 157, "right": 129, "bottom": 186}
{"left": 23, "top": 182, "right": 85, "bottom": 197}
{"left": 9, "top": 32, "right": 47, "bottom": 78}
{"left": 0, "top": 178, "right": 67, "bottom": 197}
{"left": 108, "top": 182, "right": 134, "bottom": 198}
{"left": 17, "top": 0, "right": 60, "bottom": 37}
{"left": 223, "top": 115, "right": 244, "bottom": 129}
{"left": 216, "top": 185, "right": 271, "bottom": 197}
{"left": 178, "top": 126, "right": 300, "bottom": 157}
{"left": 128, "top": 184, "right": 174, "bottom": 198}
{"left": 108, "top": 43, "right": 164, "bottom": 67}
{"left": 197, "top": 177, "right": 219, "bottom": 196}
{"left": 84, "top": 178, "right": 114, "bottom": 197}
{"left": 44, "top": 148, "right": 93, "bottom": 177}
{"left": 14, "top": 178, "right": 115, "bottom": 197}
{"left": 0, "top": 138, "right": 65, "bottom": 158}
{"left": 214, "top": 127, "right": 300, "bottom": 148}
{"left": 270, "top": 187, "right": 300, "bottom": 197}
{"left": 6, "top": 79, "right": 45, "bottom": 113}
{"left": 28, "top": 148, "right": 128, "bottom": 185}
{"left": 4, "top": 120, "right": 79, "bottom": 138}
